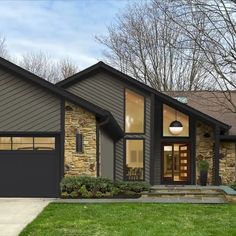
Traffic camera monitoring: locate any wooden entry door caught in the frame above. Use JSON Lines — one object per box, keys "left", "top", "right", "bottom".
{"left": 179, "top": 145, "right": 188, "bottom": 182}
{"left": 162, "top": 143, "right": 190, "bottom": 184}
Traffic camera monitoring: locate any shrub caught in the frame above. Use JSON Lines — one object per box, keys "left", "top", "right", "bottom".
{"left": 111, "top": 187, "right": 120, "bottom": 196}
{"left": 103, "top": 192, "right": 113, "bottom": 198}
{"left": 60, "top": 176, "right": 150, "bottom": 198}
{"left": 70, "top": 191, "right": 79, "bottom": 198}
{"left": 114, "top": 181, "right": 150, "bottom": 193}
{"left": 60, "top": 176, "right": 113, "bottom": 193}
{"left": 94, "top": 191, "right": 103, "bottom": 198}
{"left": 79, "top": 185, "right": 92, "bottom": 198}
{"left": 199, "top": 160, "right": 209, "bottom": 171}
{"left": 61, "top": 192, "right": 69, "bottom": 199}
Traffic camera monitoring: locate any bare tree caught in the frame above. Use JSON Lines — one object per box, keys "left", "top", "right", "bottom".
{"left": 97, "top": 0, "right": 211, "bottom": 91}
{"left": 20, "top": 51, "right": 79, "bottom": 83}
{"left": 0, "top": 36, "right": 9, "bottom": 59}
{"left": 162, "top": 0, "right": 236, "bottom": 112}
{"left": 57, "top": 58, "right": 78, "bottom": 80}
{"left": 20, "top": 52, "right": 57, "bottom": 83}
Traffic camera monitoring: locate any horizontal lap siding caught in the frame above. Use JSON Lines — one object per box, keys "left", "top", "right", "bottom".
{"left": 0, "top": 69, "right": 61, "bottom": 132}
{"left": 66, "top": 72, "right": 151, "bottom": 183}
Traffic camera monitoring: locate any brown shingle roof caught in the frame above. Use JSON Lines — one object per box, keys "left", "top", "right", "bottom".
{"left": 166, "top": 91, "right": 236, "bottom": 134}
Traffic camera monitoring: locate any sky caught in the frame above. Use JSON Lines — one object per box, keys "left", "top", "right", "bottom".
{"left": 0, "top": 0, "right": 141, "bottom": 69}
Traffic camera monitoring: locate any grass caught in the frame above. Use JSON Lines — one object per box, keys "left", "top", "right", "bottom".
{"left": 20, "top": 203, "right": 236, "bottom": 236}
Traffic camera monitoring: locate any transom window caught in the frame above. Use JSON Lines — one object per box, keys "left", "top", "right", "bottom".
{"left": 125, "top": 89, "right": 144, "bottom": 133}
{"left": 125, "top": 139, "right": 144, "bottom": 181}
{"left": 0, "top": 137, "right": 55, "bottom": 151}
{"left": 163, "top": 104, "right": 189, "bottom": 137}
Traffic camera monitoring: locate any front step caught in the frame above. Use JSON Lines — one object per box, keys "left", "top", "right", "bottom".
{"left": 142, "top": 191, "right": 224, "bottom": 197}
{"left": 142, "top": 186, "right": 227, "bottom": 203}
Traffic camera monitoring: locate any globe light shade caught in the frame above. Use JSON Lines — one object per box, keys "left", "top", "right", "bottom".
{"left": 169, "top": 120, "right": 183, "bottom": 135}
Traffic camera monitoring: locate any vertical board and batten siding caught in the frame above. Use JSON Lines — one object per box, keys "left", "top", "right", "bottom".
{"left": 0, "top": 68, "right": 61, "bottom": 132}
{"left": 66, "top": 72, "right": 151, "bottom": 183}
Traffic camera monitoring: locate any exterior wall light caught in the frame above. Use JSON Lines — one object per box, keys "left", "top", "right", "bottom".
{"left": 76, "top": 133, "right": 83, "bottom": 153}
{"left": 169, "top": 110, "right": 183, "bottom": 135}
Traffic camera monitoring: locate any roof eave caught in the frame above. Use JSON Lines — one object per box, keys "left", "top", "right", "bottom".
{"left": 57, "top": 61, "right": 231, "bottom": 130}
{"left": 0, "top": 57, "right": 123, "bottom": 140}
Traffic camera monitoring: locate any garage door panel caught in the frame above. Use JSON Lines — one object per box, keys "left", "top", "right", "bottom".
{"left": 0, "top": 151, "right": 60, "bottom": 197}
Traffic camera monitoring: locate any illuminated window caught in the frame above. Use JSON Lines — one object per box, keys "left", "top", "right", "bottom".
{"left": 12, "top": 137, "right": 33, "bottom": 150}
{"left": 0, "top": 137, "right": 11, "bottom": 150}
{"left": 0, "top": 137, "right": 55, "bottom": 151}
{"left": 163, "top": 104, "right": 189, "bottom": 137}
{"left": 125, "top": 139, "right": 144, "bottom": 181}
{"left": 125, "top": 89, "right": 144, "bottom": 133}
{"left": 34, "top": 137, "right": 55, "bottom": 150}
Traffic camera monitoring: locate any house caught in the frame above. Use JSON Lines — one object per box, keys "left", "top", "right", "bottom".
{"left": 0, "top": 57, "right": 235, "bottom": 197}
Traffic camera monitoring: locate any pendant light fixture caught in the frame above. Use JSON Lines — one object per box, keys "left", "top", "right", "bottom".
{"left": 169, "top": 109, "right": 183, "bottom": 135}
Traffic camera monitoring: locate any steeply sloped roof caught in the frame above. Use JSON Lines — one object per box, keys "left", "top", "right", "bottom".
{"left": 57, "top": 61, "right": 231, "bottom": 131}
{"left": 0, "top": 57, "right": 123, "bottom": 140}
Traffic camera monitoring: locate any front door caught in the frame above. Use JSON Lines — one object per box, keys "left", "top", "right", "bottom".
{"left": 162, "top": 143, "right": 190, "bottom": 184}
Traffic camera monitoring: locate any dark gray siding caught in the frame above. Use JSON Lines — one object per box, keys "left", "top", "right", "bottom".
{"left": 66, "top": 72, "right": 151, "bottom": 183}
{"left": 153, "top": 100, "right": 162, "bottom": 185}
{"left": 0, "top": 68, "right": 61, "bottom": 132}
{"left": 67, "top": 72, "right": 124, "bottom": 128}
{"left": 100, "top": 128, "right": 114, "bottom": 180}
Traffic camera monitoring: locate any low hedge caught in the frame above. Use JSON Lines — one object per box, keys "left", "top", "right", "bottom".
{"left": 60, "top": 176, "right": 150, "bottom": 199}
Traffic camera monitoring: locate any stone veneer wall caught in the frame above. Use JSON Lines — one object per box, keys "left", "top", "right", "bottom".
{"left": 64, "top": 101, "right": 97, "bottom": 177}
{"left": 196, "top": 121, "right": 214, "bottom": 185}
{"left": 220, "top": 142, "right": 236, "bottom": 184}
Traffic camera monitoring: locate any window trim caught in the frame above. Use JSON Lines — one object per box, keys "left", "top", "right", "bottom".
{"left": 124, "top": 138, "right": 145, "bottom": 181}
{"left": 124, "top": 87, "right": 146, "bottom": 135}
{"left": 162, "top": 103, "right": 190, "bottom": 138}
{"left": 0, "top": 134, "right": 56, "bottom": 152}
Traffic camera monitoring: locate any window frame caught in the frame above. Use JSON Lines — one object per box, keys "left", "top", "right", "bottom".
{"left": 124, "top": 88, "right": 146, "bottom": 135}
{"left": 124, "top": 138, "right": 145, "bottom": 181}
{"left": 0, "top": 134, "right": 56, "bottom": 152}
{"left": 162, "top": 103, "right": 190, "bottom": 138}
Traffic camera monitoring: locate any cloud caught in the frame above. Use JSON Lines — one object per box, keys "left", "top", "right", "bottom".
{"left": 0, "top": 0, "right": 141, "bottom": 69}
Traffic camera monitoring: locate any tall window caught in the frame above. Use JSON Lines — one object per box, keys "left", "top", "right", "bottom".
{"left": 163, "top": 104, "right": 189, "bottom": 137}
{"left": 125, "top": 139, "right": 144, "bottom": 181}
{"left": 125, "top": 89, "right": 144, "bottom": 133}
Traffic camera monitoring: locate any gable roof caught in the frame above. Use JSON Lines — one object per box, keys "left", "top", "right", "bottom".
{"left": 0, "top": 57, "right": 123, "bottom": 140}
{"left": 57, "top": 61, "right": 231, "bottom": 131}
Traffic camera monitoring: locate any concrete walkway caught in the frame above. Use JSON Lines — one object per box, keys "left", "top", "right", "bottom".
{"left": 56, "top": 196, "right": 225, "bottom": 204}
{"left": 0, "top": 198, "right": 52, "bottom": 236}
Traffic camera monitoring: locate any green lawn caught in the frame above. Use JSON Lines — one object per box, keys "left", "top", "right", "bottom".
{"left": 20, "top": 203, "right": 236, "bottom": 236}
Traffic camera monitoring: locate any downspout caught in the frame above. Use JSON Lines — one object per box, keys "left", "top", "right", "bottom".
{"left": 97, "top": 115, "right": 110, "bottom": 127}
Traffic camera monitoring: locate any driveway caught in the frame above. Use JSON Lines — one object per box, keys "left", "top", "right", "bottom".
{"left": 0, "top": 198, "right": 52, "bottom": 236}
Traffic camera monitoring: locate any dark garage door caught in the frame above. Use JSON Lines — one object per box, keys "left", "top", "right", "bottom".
{"left": 0, "top": 136, "right": 60, "bottom": 197}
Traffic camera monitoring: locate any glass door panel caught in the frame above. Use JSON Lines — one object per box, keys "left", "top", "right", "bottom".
{"left": 162, "top": 143, "right": 189, "bottom": 184}
{"left": 163, "top": 145, "right": 173, "bottom": 179}
{"left": 179, "top": 144, "right": 188, "bottom": 181}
